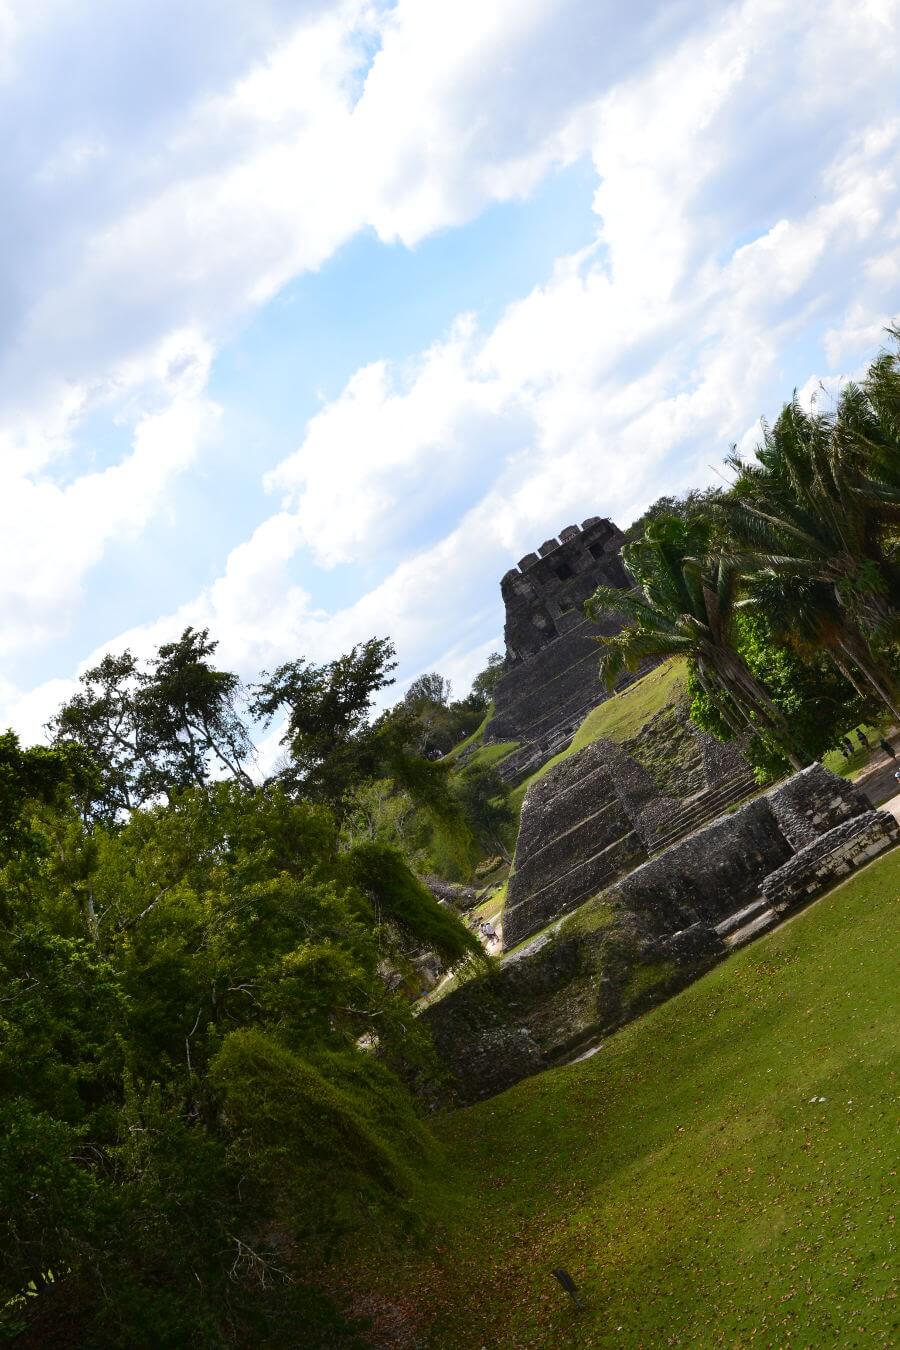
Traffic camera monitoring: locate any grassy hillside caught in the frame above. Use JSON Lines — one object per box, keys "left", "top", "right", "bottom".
{"left": 343, "top": 847, "right": 900, "bottom": 1347}
{"left": 821, "top": 721, "right": 890, "bottom": 778}
{"left": 510, "top": 658, "right": 688, "bottom": 812}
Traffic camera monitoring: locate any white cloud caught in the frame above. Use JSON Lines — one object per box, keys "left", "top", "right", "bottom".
{"left": 0, "top": 385, "right": 219, "bottom": 655}
{"left": 136, "top": 0, "right": 900, "bottom": 683}
{"left": 3, "top": 0, "right": 900, "bottom": 738}
{"left": 0, "top": 0, "right": 717, "bottom": 669}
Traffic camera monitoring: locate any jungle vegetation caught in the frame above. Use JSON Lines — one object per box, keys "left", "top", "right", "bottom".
{"left": 1, "top": 334, "right": 899, "bottom": 1343}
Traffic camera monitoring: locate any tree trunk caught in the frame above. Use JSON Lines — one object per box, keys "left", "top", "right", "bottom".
{"left": 706, "top": 648, "right": 806, "bottom": 771}
{"left": 837, "top": 636, "right": 900, "bottom": 722}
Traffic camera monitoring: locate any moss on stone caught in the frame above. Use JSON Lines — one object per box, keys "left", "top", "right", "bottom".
{"left": 624, "top": 703, "right": 705, "bottom": 798}
{"left": 622, "top": 959, "right": 677, "bottom": 1003}
{"left": 560, "top": 895, "right": 617, "bottom": 937}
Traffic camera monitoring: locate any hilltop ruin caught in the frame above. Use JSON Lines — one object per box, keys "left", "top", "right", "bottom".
{"left": 482, "top": 516, "right": 637, "bottom": 782}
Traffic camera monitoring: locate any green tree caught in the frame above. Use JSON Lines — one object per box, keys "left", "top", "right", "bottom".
{"left": 249, "top": 637, "right": 398, "bottom": 810}
{"left": 720, "top": 392, "right": 900, "bottom": 712}
{"left": 399, "top": 671, "right": 484, "bottom": 755}
{"left": 0, "top": 730, "right": 84, "bottom": 860}
{"left": 467, "top": 651, "right": 505, "bottom": 710}
{"left": 47, "top": 628, "right": 253, "bottom": 822}
{"left": 623, "top": 486, "right": 722, "bottom": 543}
{"left": 586, "top": 516, "right": 805, "bottom": 769}
{"left": 689, "top": 609, "right": 871, "bottom": 780}
{"left": 0, "top": 777, "right": 447, "bottom": 1344}
{"left": 452, "top": 762, "right": 516, "bottom": 864}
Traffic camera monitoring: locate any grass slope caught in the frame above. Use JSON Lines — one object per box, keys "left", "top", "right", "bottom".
{"left": 510, "top": 659, "right": 687, "bottom": 813}
{"left": 458, "top": 739, "right": 519, "bottom": 772}
{"left": 821, "top": 721, "right": 889, "bottom": 779}
{"left": 350, "top": 848, "right": 900, "bottom": 1347}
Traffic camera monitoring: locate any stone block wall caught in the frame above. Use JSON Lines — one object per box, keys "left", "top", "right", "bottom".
{"left": 503, "top": 758, "right": 875, "bottom": 950}
{"left": 500, "top": 516, "right": 629, "bottom": 663}
{"left": 761, "top": 810, "right": 899, "bottom": 910}
{"left": 767, "top": 763, "right": 871, "bottom": 849}
{"left": 502, "top": 743, "right": 647, "bottom": 947}
{"left": 425, "top": 765, "right": 899, "bottom": 1106}
{"left": 604, "top": 798, "right": 792, "bottom": 934}
{"left": 483, "top": 517, "right": 640, "bottom": 756}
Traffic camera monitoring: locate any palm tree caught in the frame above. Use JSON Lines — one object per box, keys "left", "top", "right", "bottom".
{"left": 720, "top": 394, "right": 900, "bottom": 642}
{"left": 837, "top": 325, "right": 900, "bottom": 495}
{"left": 738, "top": 572, "right": 900, "bottom": 721}
{"left": 586, "top": 517, "right": 806, "bottom": 769}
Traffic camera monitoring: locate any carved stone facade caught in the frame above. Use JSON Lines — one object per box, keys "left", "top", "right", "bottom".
{"left": 502, "top": 729, "right": 758, "bottom": 949}
{"left": 499, "top": 516, "right": 629, "bottom": 663}
{"left": 482, "top": 517, "right": 637, "bottom": 776}
{"left": 502, "top": 742, "right": 646, "bottom": 947}
{"left": 423, "top": 764, "right": 897, "bottom": 1106}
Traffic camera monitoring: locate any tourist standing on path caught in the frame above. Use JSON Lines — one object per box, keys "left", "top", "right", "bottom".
{"left": 480, "top": 920, "right": 499, "bottom": 950}
{"left": 879, "top": 737, "right": 896, "bottom": 759}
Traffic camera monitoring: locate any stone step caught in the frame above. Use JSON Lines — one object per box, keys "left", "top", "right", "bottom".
{"left": 722, "top": 907, "right": 778, "bottom": 948}
{"left": 714, "top": 896, "right": 770, "bottom": 938}
{"left": 502, "top": 831, "right": 644, "bottom": 947}
{"left": 510, "top": 797, "right": 628, "bottom": 895}
{"left": 535, "top": 758, "right": 613, "bottom": 813}
{"left": 670, "top": 777, "right": 757, "bottom": 821}
{"left": 647, "top": 777, "right": 757, "bottom": 852}
{"left": 651, "top": 784, "right": 752, "bottom": 836}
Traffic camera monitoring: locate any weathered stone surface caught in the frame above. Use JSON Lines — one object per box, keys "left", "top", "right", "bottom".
{"left": 422, "top": 976, "right": 548, "bottom": 1104}
{"left": 425, "top": 765, "right": 894, "bottom": 1106}
{"left": 483, "top": 518, "right": 639, "bottom": 759}
{"left": 695, "top": 725, "right": 752, "bottom": 788}
{"left": 503, "top": 742, "right": 647, "bottom": 947}
{"left": 592, "top": 737, "right": 682, "bottom": 847}
{"left": 655, "top": 921, "right": 726, "bottom": 961}
{"left": 624, "top": 703, "right": 706, "bottom": 799}
{"left": 422, "top": 875, "right": 480, "bottom": 911}
{"left": 761, "top": 809, "right": 900, "bottom": 910}
{"left": 420, "top": 908, "right": 721, "bottom": 1106}
{"left": 604, "top": 797, "right": 793, "bottom": 933}
{"left": 767, "top": 763, "right": 870, "bottom": 849}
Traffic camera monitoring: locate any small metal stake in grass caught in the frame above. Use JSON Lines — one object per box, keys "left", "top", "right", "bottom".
{"left": 552, "top": 1267, "right": 585, "bottom": 1311}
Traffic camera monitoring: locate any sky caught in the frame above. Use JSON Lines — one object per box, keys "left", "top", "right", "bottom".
{"left": 2, "top": 0, "right": 900, "bottom": 750}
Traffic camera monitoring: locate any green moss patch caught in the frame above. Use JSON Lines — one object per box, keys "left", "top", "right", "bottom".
{"left": 559, "top": 896, "right": 617, "bottom": 938}
{"left": 621, "top": 957, "right": 677, "bottom": 1003}
{"left": 458, "top": 739, "right": 519, "bottom": 773}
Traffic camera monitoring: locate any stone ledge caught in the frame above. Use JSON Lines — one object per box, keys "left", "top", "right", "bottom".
{"left": 761, "top": 810, "right": 899, "bottom": 911}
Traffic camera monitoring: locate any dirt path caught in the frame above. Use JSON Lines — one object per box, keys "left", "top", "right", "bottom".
{"left": 878, "top": 790, "right": 900, "bottom": 824}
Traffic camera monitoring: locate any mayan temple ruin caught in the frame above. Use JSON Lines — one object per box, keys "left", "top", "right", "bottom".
{"left": 481, "top": 516, "right": 639, "bottom": 783}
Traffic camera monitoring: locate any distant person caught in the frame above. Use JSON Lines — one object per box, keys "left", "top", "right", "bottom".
{"left": 894, "top": 767, "right": 900, "bottom": 786}
{"left": 840, "top": 737, "right": 853, "bottom": 759}
{"left": 879, "top": 737, "right": 896, "bottom": 759}
{"left": 855, "top": 729, "right": 870, "bottom": 749}
{"left": 481, "top": 920, "right": 497, "bottom": 943}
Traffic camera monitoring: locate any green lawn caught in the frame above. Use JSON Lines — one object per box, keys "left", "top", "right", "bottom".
{"left": 347, "top": 847, "right": 900, "bottom": 1347}
{"left": 510, "top": 659, "right": 687, "bottom": 813}
{"left": 443, "top": 706, "right": 494, "bottom": 762}
{"left": 457, "top": 738, "right": 519, "bottom": 773}
{"left": 821, "top": 722, "right": 888, "bottom": 778}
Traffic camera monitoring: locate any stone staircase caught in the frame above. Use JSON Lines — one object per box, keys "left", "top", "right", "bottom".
{"left": 645, "top": 771, "right": 759, "bottom": 854}
{"left": 713, "top": 896, "right": 778, "bottom": 948}
{"left": 501, "top": 743, "right": 647, "bottom": 948}
{"left": 492, "top": 666, "right": 656, "bottom": 786}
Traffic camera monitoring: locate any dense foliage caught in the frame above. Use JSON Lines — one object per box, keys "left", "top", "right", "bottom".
{"left": 1, "top": 636, "right": 488, "bottom": 1343}
{"left": 597, "top": 332, "right": 900, "bottom": 779}
{"left": 4, "top": 329, "right": 899, "bottom": 1344}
